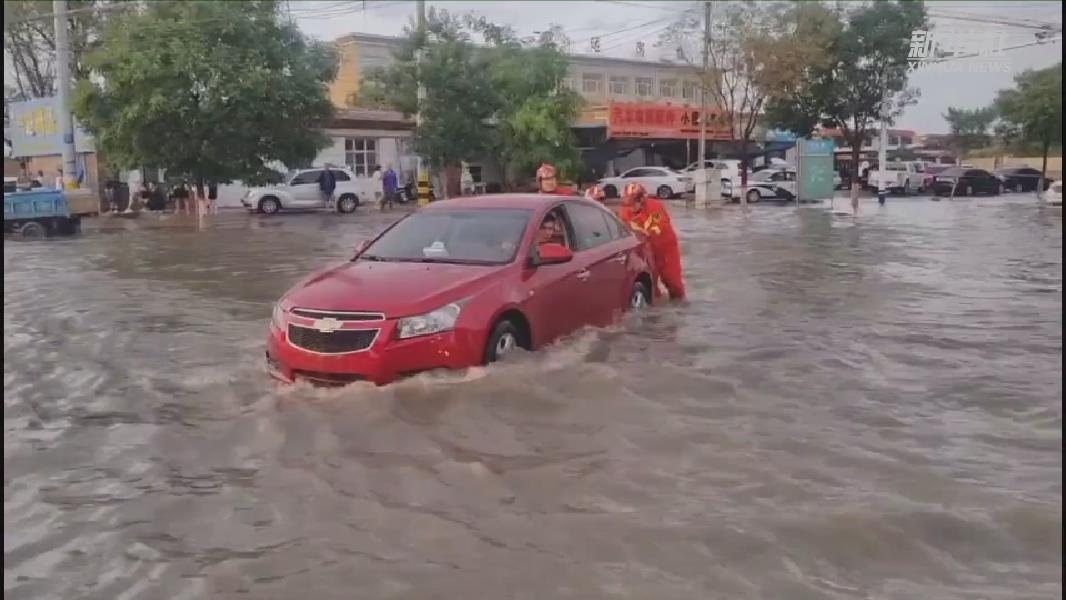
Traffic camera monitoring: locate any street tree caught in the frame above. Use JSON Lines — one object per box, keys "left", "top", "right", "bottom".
{"left": 3, "top": 1, "right": 136, "bottom": 100}
{"left": 660, "top": 1, "right": 838, "bottom": 191}
{"left": 360, "top": 9, "right": 497, "bottom": 196}
{"left": 363, "top": 12, "right": 581, "bottom": 193}
{"left": 764, "top": 0, "right": 928, "bottom": 210}
{"left": 72, "top": 0, "right": 335, "bottom": 189}
{"left": 942, "top": 106, "right": 996, "bottom": 163}
{"left": 993, "top": 63, "right": 1062, "bottom": 191}
{"left": 468, "top": 18, "right": 581, "bottom": 187}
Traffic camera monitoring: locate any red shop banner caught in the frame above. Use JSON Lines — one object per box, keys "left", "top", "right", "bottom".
{"left": 607, "top": 101, "right": 734, "bottom": 141}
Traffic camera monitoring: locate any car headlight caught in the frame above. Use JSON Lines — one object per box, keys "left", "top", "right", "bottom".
{"left": 272, "top": 303, "right": 287, "bottom": 330}
{"left": 396, "top": 301, "right": 464, "bottom": 340}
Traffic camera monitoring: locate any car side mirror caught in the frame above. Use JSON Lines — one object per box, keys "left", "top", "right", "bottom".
{"left": 353, "top": 239, "right": 370, "bottom": 259}
{"left": 531, "top": 243, "right": 573, "bottom": 266}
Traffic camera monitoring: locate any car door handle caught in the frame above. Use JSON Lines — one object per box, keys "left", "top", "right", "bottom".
{"left": 611, "top": 252, "right": 628, "bottom": 264}
{"left": 575, "top": 269, "right": 591, "bottom": 281}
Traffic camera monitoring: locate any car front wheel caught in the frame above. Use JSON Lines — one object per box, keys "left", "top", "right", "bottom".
{"left": 746, "top": 189, "right": 761, "bottom": 203}
{"left": 656, "top": 185, "right": 673, "bottom": 200}
{"left": 483, "top": 319, "right": 526, "bottom": 364}
{"left": 259, "top": 196, "right": 281, "bottom": 214}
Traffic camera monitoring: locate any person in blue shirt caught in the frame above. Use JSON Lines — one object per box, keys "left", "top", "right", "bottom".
{"left": 381, "top": 165, "right": 398, "bottom": 211}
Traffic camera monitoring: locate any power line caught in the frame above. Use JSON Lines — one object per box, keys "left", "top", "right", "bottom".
{"left": 571, "top": 16, "right": 672, "bottom": 46}
{"left": 921, "top": 33, "right": 1062, "bottom": 63}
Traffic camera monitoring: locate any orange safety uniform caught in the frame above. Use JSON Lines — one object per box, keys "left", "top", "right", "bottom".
{"left": 619, "top": 183, "right": 686, "bottom": 301}
{"left": 584, "top": 185, "right": 606, "bottom": 203}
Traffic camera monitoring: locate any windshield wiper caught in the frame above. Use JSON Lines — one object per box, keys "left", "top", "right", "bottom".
{"left": 416, "top": 257, "right": 498, "bottom": 266}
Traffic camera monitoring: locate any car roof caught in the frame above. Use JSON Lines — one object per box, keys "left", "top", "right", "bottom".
{"left": 419, "top": 194, "right": 587, "bottom": 211}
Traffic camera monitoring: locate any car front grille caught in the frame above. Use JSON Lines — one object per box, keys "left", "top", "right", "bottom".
{"left": 287, "top": 324, "right": 378, "bottom": 354}
{"left": 291, "top": 308, "right": 384, "bottom": 321}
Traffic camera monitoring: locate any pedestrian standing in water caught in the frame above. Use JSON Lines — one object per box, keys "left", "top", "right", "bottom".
{"left": 207, "top": 182, "right": 218, "bottom": 215}
{"left": 171, "top": 182, "right": 188, "bottom": 214}
{"left": 382, "top": 165, "right": 398, "bottom": 211}
{"left": 319, "top": 165, "right": 337, "bottom": 210}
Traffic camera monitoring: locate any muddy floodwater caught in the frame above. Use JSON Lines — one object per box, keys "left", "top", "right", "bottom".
{"left": 4, "top": 196, "right": 1062, "bottom": 599}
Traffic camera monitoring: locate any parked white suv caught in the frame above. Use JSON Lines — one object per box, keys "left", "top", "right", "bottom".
{"left": 242, "top": 167, "right": 367, "bottom": 214}
{"left": 598, "top": 167, "right": 694, "bottom": 199}
{"left": 685, "top": 159, "right": 744, "bottom": 199}
{"left": 867, "top": 161, "right": 926, "bottom": 195}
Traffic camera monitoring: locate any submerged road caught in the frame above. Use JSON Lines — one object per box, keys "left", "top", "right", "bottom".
{"left": 4, "top": 195, "right": 1062, "bottom": 599}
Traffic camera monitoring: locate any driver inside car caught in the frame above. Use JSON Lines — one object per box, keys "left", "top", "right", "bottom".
{"left": 537, "top": 213, "right": 565, "bottom": 247}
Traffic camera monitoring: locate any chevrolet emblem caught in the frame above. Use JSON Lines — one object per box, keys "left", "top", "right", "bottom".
{"left": 312, "top": 317, "right": 342, "bottom": 333}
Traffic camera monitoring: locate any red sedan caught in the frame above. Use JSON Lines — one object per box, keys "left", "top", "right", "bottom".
{"left": 267, "top": 194, "right": 657, "bottom": 386}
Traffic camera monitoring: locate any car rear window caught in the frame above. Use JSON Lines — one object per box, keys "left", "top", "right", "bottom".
{"left": 362, "top": 209, "right": 532, "bottom": 265}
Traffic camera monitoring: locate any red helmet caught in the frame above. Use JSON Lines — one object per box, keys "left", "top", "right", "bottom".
{"left": 622, "top": 182, "right": 646, "bottom": 200}
{"left": 536, "top": 163, "right": 557, "bottom": 181}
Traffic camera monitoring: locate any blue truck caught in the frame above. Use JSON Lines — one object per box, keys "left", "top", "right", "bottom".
{"left": 3, "top": 188, "right": 95, "bottom": 238}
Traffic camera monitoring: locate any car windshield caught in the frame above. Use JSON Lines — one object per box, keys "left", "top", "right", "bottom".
{"left": 939, "top": 168, "right": 967, "bottom": 177}
{"left": 361, "top": 209, "right": 532, "bottom": 265}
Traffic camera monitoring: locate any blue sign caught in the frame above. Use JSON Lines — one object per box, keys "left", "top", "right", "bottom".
{"left": 765, "top": 128, "right": 799, "bottom": 143}
{"left": 9, "top": 97, "right": 95, "bottom": 157}
{"left": 798, "top": 138, "right": 835, "bottom": 200}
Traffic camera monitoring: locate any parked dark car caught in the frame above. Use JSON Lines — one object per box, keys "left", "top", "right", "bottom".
{"left": 994, "top": 167, "right": 1049, "bottom": 192}
{"left": 930, "top": 167, "right": 1002, "bottom": 197}
{"left": 922, "top": 164, "right": 951, "bottom": 190}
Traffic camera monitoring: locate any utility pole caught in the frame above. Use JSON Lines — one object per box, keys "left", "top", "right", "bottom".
{"left": 877, "top": 88, "right": 889, "bottom": 205}
{"left": 54, "top": 0, "right": 77, "bottom": 190}
{"left": 415, "top": 0, "right": 430, "bottom": 206}
{"left": 698, "top": 1, "right": 710, "bottom": 171}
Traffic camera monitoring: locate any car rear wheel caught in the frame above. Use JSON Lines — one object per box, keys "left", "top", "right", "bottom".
{"left": 656, "top": 185, "right": 673, "bottom": 200}
{"left": 337, "top": 194, "right": 358, "bottom": 213}
{"left": 628, "top": 280, "right": 651, "bottom": 311}
{"left": 602, "top": 185, "right": 618, "bottom": 199}
{"left": 961, "top": 184, "right": 971, "bottom": 196}
{"left": 259, "top": 196, "right": 281, "bottom": 214}
{"left": 746, "top": 189, "right": 761, "bottom": 203}
{"left": 483, "top": 319, "right": 527, "bottom": 364}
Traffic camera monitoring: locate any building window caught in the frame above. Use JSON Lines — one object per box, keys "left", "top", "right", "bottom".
{"left": 889, "top": 136, "right": 900, "bottom": 146}
{"left": 344, "top": 138, "right": 376, "bottom": 176}
{"left": 636, "top": 77, "right": 654, "bottom": 97}
{"left": 682, "top": 81, "right": 698, "bottom": 100}
{"left": 582, "top": 73, "right": 604, "bottom": 95}
{"left": 560, "top": 78, "right": 574, "bottom": 91}
{"left": 609, "top": 76, "right": 629, "bottom": 96}
{"left": 659, "top": 79, "right": 678, "bottom": 98}
{"left": 901, "top": 136, "right": 913, "bottom": 146}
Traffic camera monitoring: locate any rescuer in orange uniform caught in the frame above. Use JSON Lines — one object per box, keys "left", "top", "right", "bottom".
{"left": 619, "top": 182, "right": 686, "bottom": 301}
{"left": 536, "top": 163, "right": 577, "bottom": 196}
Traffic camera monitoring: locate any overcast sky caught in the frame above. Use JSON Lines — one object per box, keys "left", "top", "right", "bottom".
{"left": 292, "top": 0, "right": 1063, "bottom": 133}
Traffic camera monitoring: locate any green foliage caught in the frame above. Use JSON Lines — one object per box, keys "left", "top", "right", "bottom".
{"left": 942, "top": 106, "right": 996, "bottom": 158}
{"left": 3, "top": 0, "right": 130, "bottom": 99}
{"left": 361, "top": 11, "right": 580, "bottom": 184}
{"left": 660, "top": 1, "right": 837, "bottom": 147}
{"left": 993, "top": 63, "right": 1062, "bottom": 157}
{"left": 72, "top": 0, "right": 335, "bottom": 185}
{"left": 764, "top": 0, "right": 928, "bottom": 178}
